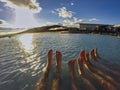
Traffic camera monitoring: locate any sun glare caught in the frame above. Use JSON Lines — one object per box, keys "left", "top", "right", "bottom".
{"left": 19, "top": 34, "right": 33, "bottom": 52}
{"left": 13, "top": 7, "right": 39, "bottom": 28}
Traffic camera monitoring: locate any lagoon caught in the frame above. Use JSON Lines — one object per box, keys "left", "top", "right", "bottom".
{"left": 0, "top": 33, "right": 120, "bottom": 90}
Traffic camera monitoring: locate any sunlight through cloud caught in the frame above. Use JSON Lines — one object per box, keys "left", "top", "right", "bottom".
{"left": 0, "top": 0, "right": 42, "bottom": 28}
{"left": 13, "top": 7, "right": 39, "bottom": 28}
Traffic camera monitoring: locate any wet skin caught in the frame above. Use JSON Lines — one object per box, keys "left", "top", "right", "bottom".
{"left": 78, "top": 50, "right": 96, "bottom": 90}
{"left": 83, "top": 50, "right": 117, "bottom": 90}
{"left": 35, "top": 49, "right": 53, "bottom": 90}
{"left": 90, "top": 49, "right": 120, "bottom": 86}
{"left": 90, "top": 49, "right": 98, "bottom": 61}
{"left": 68, "top": 59, "right": 80, "bottom": 90}
{"left": 51, "top": 51, "right": 62, "bottom": 90}
{"left": 35, "top": 49, "right": 119, "bottom": 90}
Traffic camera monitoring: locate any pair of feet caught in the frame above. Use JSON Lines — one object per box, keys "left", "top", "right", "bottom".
{"left": 46, "top": 50, "right": 62, "bottom": 73}
{"left": 69, "top": 48, "right": 99, "bottom": 77}
{"left": 68, "top": 50, "right": 88, "bottom": 77}
{"left": 78, "top": 48, "right": 99, "bottom": 65}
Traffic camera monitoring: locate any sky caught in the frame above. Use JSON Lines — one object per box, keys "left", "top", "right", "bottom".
{"left": 0, "top": 0, "right": 120, "bottom": 28}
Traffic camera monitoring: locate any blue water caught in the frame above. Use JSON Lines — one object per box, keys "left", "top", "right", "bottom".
{"left": 0, "top": 33, "right": 120, "bottom": 90}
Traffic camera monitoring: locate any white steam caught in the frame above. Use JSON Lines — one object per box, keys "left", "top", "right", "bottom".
{"left": 0, "top": 0, "right": 42, "bottom": 28}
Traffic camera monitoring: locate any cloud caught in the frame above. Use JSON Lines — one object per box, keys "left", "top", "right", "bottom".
{"left": 63, "top": 19, "right": 79, "bottom": 27}
{"left": 73, "top": 17, "right": 85, "bottom": 23}
{"left": 63, "top": 17, "right": 100, "bottom": 26}
{"left": 54, "top": 7, "right": 73, "bottom": 18}
{"left": 70, "top": 2, "right": 74, "bottom": 6}
{"left": 78, "top": 19, "right": 85, "bottom": 23}
{"left": 0, "top": 0, "right": 42, "bottom": 28}
{"left": 63, "top": 19, "right": 73, "bottom": 24}
{"left": 63, "top": 17, "right": 85, "bottom": 26}
{"left": 0, "top": 0, "right": 42, "bottom": 13}
{"left": 89, "top": 18, "right": 99, "bottom": 22}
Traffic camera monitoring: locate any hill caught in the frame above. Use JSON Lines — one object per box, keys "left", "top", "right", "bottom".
{"left": 20, "top": 25, "right": 68, "bottom": 34}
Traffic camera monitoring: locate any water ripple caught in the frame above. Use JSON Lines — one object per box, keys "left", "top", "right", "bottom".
{"left": 0, "top": 33, "right": 120, "bottom": 90}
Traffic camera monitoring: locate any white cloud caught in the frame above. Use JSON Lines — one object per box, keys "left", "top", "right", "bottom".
{"left": 89, "top": 18, "right": 99, "bottom": 22}
{"left": 63, "top": 17, "right": 85, "bottom": 26}
{"left": 78, "top": 19, "right": 85, "bottom": 23}
{"left": 63, "top": 17, "right": 100, "bottom": 26}
{"left": 70, "top": 2, "right": 74, "bottom": 6}
{"left": 63, "top": 19, "right": 78, "bottom": 27}
{"left": 54, "top": 7, "right": 73, "bottom": 18}
{"left": 0, "top": 0, "right": 42, "bottom": 13}
{"left": 63, "top": 19, "right": 73, "bottom": 24}
{"left": 73, "top": 17, "right": 85, "bottom": 23}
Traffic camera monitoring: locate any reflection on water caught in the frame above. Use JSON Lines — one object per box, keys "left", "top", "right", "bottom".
{"left": 18, "top": 34, "right": 43, "bottom": 76}
{"left": 18, "top": 34, "right": 33, "bottom": 53}
{"left": 18, "top": 34, "right": 44, "bottom": 75}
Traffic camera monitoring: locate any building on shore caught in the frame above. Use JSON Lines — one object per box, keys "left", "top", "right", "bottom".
{"left": 114, "top": 24, "right": 120, "bottom": 35}
{"left": 76, "top": 23, "right": 113, "bottom": 31}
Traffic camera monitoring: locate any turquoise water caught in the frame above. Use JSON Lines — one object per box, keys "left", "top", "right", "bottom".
{"left": 0, "top": 33, "right": 120, "bottom": 90}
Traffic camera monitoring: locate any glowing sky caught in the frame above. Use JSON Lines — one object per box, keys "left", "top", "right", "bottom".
{"left": 0, "top": 0, "right": 120, "bottom": 28}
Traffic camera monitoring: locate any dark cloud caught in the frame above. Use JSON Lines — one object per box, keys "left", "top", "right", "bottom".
{"left": 8, "top": 0, "right": 39, "bottom": 10}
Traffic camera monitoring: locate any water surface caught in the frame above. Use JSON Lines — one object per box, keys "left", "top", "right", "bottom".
{"left": 0, "top": 33, "right": 120, "bottom": 90}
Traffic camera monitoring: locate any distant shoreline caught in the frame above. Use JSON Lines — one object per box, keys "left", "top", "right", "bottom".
{"left": 0, "top": 31, "right": 119, "bottom": 39}
{"left": 0, "top": 25, "right": 120, "bottom": 38}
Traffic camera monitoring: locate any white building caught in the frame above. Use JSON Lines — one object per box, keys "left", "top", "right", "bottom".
{"left": 76, "top": 23, "right": 113, "bottom": 30}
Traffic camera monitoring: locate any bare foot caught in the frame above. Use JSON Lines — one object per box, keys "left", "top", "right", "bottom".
{"left": 56, "top": 51, "right": 62, "bottom": 73}
{"left": 78, "top": 50, "right": 85, "bottom": 76}
{"left": 94, "top": 48, "right": 99, "bottom": 58}
{"left": 68, "top": 59, "right": 76, "bottom": 77}
{"left": 80, "top": 50, "right": 86, "bottom": 61}
{"left": 68, "top": 59, "right": 80, "bottom": 90}
{"left": 51, "top": 51, "right": 62, "bottom": 90}
{"left": 85, "top": 52, "right": 93, "bottom": 66}
{"left": 35, "top": 49, "right": 53, "bottom": 90}
{"left": 90, "top": 49, "right": 97, "bottom": 61}
{"left": 85, "top": 52, "right": 89, "bottom": 62}
{"left": 46, "top": 49, "right": 53, "bottom": 71}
